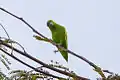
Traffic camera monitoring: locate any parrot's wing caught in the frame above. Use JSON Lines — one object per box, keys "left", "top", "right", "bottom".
{"left": 59, "top": 27, "right": 67, "bottom": 46}
{"left": 60, "top": 29, "right": 68, "bottom": 61}
{"left": 63, "top": 28, "right": 68, "bottom": 48}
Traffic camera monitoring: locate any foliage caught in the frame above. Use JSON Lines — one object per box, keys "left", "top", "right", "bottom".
{"left": 0, "top": 53, "right": 11, "bottom": 70}
{"left": 9, "top": 70, "right": 54, "bottom": 80}
{"left": 97, "top": 74, "right": 120, "bottom": 80}
{"left": 0, "top": 70, "right": 10, "bottom": 80}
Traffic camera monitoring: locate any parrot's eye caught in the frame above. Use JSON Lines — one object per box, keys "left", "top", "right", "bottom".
{"left": 47, "top": 21, "right": 54, "bottom": 27}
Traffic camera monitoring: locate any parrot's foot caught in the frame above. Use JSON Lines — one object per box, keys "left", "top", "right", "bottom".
{"left": 54, "top": 50, "right": 59, "bottom": 54}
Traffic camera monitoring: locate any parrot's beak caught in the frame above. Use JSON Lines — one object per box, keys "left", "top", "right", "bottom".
{"left": 47, "top": 22, "right": 49, "bottom": 27}
{"left": 47, "top": 21, "right": 49, "bottom": 27}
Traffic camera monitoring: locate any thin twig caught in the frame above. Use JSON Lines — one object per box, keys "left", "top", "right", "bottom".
{"left": 0, "top": 37, "right": 26, "bottom": 53}
{"left": 103, "top": 70, "right": 114, "bottom": 74}
{"left": 0, "top": 23, "right": 13, "bottom": 54}
{"left": 0, "top": 7, "right": 46, "bottom": 39}
{"left": 0, "top": 23, "right": 10, "bottom": 39}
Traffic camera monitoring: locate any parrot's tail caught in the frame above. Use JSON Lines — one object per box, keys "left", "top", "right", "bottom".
{"left": 60, "top": 51, "right": 68, "bottom": 62}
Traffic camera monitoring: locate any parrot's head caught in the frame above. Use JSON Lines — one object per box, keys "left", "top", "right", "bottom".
{"left": 47, "top": 20, "right": 56, "bottom": 30}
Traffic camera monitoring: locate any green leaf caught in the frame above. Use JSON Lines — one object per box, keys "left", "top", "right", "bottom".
{"left": 33, "top": 35, "right": 49, "bottom": 42}
{"left": 93, "top": 66, "right": 106, "bottom": 79}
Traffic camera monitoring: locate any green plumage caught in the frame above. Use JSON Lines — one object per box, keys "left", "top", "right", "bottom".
{"left": 47, "top": 20, "right": 68, "bottom": 62}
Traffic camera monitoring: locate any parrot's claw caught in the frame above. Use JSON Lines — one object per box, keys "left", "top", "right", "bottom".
{"left": 54, "top": 50, "right": 59, "bottom": 53}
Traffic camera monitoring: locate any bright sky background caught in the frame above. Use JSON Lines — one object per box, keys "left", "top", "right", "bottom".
{"left": 0, "top": 0, "right": 120, "bottom": 80}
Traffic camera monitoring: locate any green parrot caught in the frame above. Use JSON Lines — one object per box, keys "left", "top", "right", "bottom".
{"left": 47, "top": 20, "right": 68, "bottom": 62}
